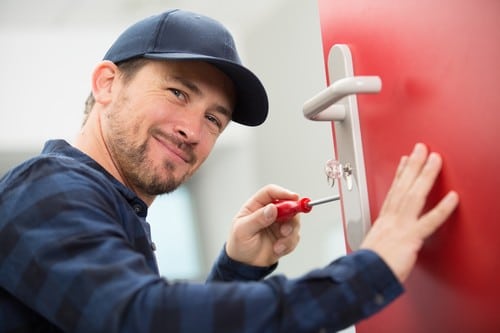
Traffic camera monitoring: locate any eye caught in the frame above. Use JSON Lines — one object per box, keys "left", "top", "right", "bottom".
{"left": 205, "top": 114, "right": 223, "bottom": 130}
{"left": 168, "top": 88, "right": 186, "bottom": 101}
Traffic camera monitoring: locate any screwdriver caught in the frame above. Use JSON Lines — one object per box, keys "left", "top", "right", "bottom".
{"left": 274, "top": 195, "right": 340, "bottom": 222}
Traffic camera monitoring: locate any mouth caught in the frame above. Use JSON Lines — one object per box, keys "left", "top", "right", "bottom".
{"left": 153, "top": 134, "right": 195, "bottom": 165}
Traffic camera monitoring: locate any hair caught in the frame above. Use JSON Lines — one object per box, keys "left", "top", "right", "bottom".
{"left": 81, "top": 57, "right": 151, "bottom": 126}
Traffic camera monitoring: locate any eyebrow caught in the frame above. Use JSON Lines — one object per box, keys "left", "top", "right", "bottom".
{"left": 171, "top": 76, "right": 233, "bottom": 119}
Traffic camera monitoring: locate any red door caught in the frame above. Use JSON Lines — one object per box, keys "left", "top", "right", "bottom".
{"left": 317, "top": 1, "right": 500, "bottom": 332}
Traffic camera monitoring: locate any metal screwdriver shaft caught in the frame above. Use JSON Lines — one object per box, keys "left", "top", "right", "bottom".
{"left": 274, "top": 194, "right": 341, "bottom": 222}
{"left": 308, "top": 195, "right": 340, "bottom": 207}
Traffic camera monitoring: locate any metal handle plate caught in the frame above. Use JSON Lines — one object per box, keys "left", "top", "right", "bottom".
{"left": 303, "top": 44, "right": 381, "bottom": 250}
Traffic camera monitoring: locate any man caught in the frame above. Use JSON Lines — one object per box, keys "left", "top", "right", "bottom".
{"left": 0, "top": 9, "right": 458, "bottom": 333}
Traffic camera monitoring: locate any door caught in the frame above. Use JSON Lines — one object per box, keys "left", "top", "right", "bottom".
{"left": 316, "top": 1, "right": 500, "bottom": 332}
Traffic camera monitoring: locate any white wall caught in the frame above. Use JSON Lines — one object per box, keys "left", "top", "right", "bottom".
{"left": 0, "top": 0, "right": 347, "bottom": 283}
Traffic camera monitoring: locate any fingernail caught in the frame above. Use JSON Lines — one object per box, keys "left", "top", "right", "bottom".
{"left": 445, "top": 191, "right": 459, "bottom": 205}
{"left": 264, "top": 204, "right": 276, "bottom": 221}
{"left": 427, "top": 152, "right": 441, "bottom": 165}
{"left": 412, "top": 143, "right": 426, "bottom": 156}
{"left": 281, "top": 224, "right": 293, "bottom": 236}
{"left": 275, "top": 244, "right": 286, "bottom": 254}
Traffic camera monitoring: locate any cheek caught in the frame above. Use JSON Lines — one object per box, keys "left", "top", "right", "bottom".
{"left": 130, "top": 102, "right": 168, "bottom": 134}
{"left": 196, "top": 134, "right": 218, "bottom": 161}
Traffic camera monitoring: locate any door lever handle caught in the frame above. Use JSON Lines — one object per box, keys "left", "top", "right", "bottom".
{"left": 303, "top": 76, "right": 381, "bottom": 121}
{"left": 302, "top": 44, "right": 381, "bottom": 250}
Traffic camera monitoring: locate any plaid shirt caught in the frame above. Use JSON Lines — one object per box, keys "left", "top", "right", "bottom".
{"left": 0, "top": 140, "right": 403, "bottom": 333}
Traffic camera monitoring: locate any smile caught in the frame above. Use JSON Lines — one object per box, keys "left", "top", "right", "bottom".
{"left": 153, "top": 135, "right": 195, "bottom": 164}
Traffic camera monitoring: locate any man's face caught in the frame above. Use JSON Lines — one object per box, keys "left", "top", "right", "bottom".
{"left": 101, "top": 60, "right": 235, "bottom": 197}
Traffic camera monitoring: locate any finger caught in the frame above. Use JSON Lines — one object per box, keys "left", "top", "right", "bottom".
{"left": 268, "top": 215, "right": 300, "bottom": 244}
{"left": 281, "top": 215, "right": 301, "bottom": 235}
{"left": 401, "top": 152, "right": 443, "bottom": 215}
{"left": 273, "top": 223, "right": 301, "bottom": 255}
{"left": 395, "top": 143, "right": 429, "bottom": 192}
{"left": 265, "top": 216, "right": 300, "bottom": 256}
{"left": 380, "top": 155, "right": 408, "bottom": 213}
{"left": 274, "top": 235, "right": 300, "bottom": 256}
{"left": 239, "top": 203, "right": 278, "bottom": 237}
{"left": 418, "top": 191, "right": 459, "bottom": 238}
{"left": 396, "top": 155, "right": 409, "bottom": 179}
{"left": 239, "top": 184, "right": 299, "bottom": 216}
{"left": 280, "top": 222, "right": 294, "bottom": 237}
{"left": 381, "top": 143, "right": 428, "bottom": 213}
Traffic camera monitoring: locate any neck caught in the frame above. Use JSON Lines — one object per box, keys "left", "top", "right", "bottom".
{"left": 74, "top": 111, "right": 156, "bottom": 206}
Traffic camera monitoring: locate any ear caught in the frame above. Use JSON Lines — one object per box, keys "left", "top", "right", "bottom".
{"left": 91, "top": 60, "right": 119, "bottom": 106}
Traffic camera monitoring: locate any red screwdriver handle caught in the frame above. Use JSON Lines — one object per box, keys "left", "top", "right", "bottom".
{"left": 274, "top": 197, "right": 312, "bottom": 222}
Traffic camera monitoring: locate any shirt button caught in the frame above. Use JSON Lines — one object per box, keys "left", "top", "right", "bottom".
{"left": 374, "top": 293, "right": 385, "bottom": 305}
{"left": 151, "top": 242, "right": 157, "bottom": 251}
{"left": 133, "top": 204, "right": 142, "bottom": 214}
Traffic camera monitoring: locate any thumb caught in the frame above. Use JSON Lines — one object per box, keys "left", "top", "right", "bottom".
{"left": 236, "top": 203, "right": 277, "bottom": 237}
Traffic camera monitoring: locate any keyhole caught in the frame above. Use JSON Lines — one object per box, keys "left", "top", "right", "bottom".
{"left": 325, "top": 159, "right": 342, "bottom": 187}
{"left": 325, "top": 159, "right": 354, "bottom": 191}
{"left": 343, "top": 163, "right": 353, "bottom": 191}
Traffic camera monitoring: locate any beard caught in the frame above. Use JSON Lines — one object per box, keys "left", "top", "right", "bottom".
{"left": 108, "top": 129, "right": 197, "bottom": 196}
{"left": 102, "top": 90, "right": 199, "bottom": 196}
{"left": 124, "top": 140, "right": 181, "bottom": 195}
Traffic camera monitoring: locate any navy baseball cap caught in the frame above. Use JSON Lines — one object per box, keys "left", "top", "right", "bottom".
{"left": 103, "top": 9, "right": 268, "bottom": 126}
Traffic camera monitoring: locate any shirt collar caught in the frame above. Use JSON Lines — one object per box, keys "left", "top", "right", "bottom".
{"left": 42, "top": 139, "right": 149, "bottom": 217}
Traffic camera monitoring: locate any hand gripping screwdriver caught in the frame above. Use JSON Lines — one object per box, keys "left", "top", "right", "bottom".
{"left": 274, "top": 195, "right": 340, "bottom": 222}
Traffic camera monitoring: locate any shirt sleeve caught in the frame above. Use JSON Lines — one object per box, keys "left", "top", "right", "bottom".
{"left": 265, "top": 249, "right": 404, "bottom": 332}
{"left": 0, "top": 158, "right": 403, "bottom": 333}
{"left": 206, "top": 245, "right": 278, "bottom": 282}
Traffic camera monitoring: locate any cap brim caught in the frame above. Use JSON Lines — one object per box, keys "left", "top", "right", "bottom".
{"left": 144, "top": 53, "right": 268, "bottom": 126}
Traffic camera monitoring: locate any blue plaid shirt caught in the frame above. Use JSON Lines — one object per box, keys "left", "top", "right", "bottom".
{"left": 0, "top": 140, "right": 403, "bottom": 333}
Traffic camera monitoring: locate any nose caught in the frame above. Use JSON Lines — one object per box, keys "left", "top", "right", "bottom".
{"left": 173, "top": 110, "right": 203, "bottom": 144}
